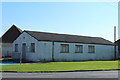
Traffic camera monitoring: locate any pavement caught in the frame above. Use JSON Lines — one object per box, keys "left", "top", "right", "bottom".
{"left": 1, "top": 70, "right": 119, "bottom": 78}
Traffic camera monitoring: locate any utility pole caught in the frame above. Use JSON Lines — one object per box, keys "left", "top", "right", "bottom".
{"left": 114, "top": 26, "right": 116, "bottom": 60}
{"left": 20, "top": 48, "right": 22, "bottom": 65}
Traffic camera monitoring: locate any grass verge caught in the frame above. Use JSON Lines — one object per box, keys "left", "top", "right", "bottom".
{"left": 1, "top": 61, "right": 119, "bottom": 72}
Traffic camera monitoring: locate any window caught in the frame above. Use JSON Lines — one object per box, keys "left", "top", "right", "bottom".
{"left": 31, "top": 43, "right": 35, "bottom": 52}
{"left": 88, "top": 46, "right": 95, "bottom": 53}
{"left": 75, "top": 45, "right": 83, "bottom": 53}
{"left": 15, "top": 44, "right": 18, "bottom": 52}
{"left": 61, "top": 44, "right": 69, "bottom": 53}
{"left": 23, "top": 37, "right": 25, "bottom": 39}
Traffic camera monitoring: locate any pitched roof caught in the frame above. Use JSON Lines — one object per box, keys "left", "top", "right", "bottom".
{"left": 1, "top": 25, "right": 22, "bottom": 43}
{"left": 24, "top": 30, "right": 113, "bottom": 45}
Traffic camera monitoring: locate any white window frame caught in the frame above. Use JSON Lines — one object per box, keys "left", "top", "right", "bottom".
{"left": 88, "top": 45, "right": 95, "bottom": 53}
{"left": 15, "top": 44, "right": 18, "bottom": 52}
{"left": 31, "top": 43, "right": 35, "bottom": 53}
{"left": 60, "top": 44, "right": 69, "bottom": 53}
{"left": 75, "top": 45, "right": 83, "bottom": 53}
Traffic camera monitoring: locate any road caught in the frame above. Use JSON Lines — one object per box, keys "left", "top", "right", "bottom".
{"left": 1, "top": 70, "right": 119, "bottom": 78}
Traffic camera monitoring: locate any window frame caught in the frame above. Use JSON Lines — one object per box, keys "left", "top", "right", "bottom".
{"left": 31, "top": 43, "right": 35, "bottom": 53}
{"left": 15, "top": 44, "right": 18, "bottom": 52}
{"left": 60, "top": 44, "right": 69, "bottom": 53}
{"left": 75, "top": 45, "right": 83, "bottom": 53}
{"left": 88, "top": 45, "right": 95, "bottom": 53}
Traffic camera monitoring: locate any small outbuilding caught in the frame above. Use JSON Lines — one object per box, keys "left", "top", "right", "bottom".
{"left": 0, "top": 25, "right": 22, "bottom": 57}
{"left": 115, "top": 39, "right": 120, "bottom": 58}
{"left": 12, "top": 30, "right": 115, "bottom": 62}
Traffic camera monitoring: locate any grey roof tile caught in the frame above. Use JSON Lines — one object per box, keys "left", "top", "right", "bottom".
{"left": 25, "top": 30, "right": 113, "bottom": 45}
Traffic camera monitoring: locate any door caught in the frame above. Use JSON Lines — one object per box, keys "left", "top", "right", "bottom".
{"left": 22, "top": 43, "right": 26, "bottom": 59}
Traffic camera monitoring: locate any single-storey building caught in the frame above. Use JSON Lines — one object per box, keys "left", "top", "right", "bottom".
{"left": 0, "top": 25, "right": 22, "bottom": 57}
{"left": 12, "top": 30, "right": 116, "bottom": 62}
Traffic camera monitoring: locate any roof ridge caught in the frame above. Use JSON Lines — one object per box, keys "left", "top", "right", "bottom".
{"left": 12, "top": 24, "right": 22, "bottom": 32}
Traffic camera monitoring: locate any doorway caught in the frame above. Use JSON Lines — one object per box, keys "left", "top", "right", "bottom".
{"left": 22, "top": 43, "right": 26, "bottom": 59}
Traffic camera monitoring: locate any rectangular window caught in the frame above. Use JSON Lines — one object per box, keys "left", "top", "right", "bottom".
{"left": 31, "top": 43, "right": 35, "bottom": 52}
{"left": 88, "top": 46, "right": 95, "bottom": 53}
{"left": 75, "top": 45, "right": 83, "bottom": 53}
{"left": 61, "top": 44, "right": 69, "bottom": 53}
{"left": 15, "top": 44, "right": 18, "bottom": 52}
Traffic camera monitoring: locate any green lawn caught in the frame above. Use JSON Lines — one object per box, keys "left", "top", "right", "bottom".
{"left": 1, "top": 61, "right": 119, "bottom": 72}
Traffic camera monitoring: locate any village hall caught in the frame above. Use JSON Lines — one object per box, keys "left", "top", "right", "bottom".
{"left": 0, "top": 25, "right": 119, "bottom": 62}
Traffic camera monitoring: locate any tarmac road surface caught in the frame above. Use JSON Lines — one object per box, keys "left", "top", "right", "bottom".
{"left": 1, "top": 70, "right": 119, "bottom": 78}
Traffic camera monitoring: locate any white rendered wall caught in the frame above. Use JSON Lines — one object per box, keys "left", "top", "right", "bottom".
{"left": 2, "top": 46, "right": 12, "bottom": 57}
{"left": 53, "top": 42, "right": 114, "bottom": 61}
{"left": 13, "top": 32, "right": 115, "bottom": 62}
{"left": 38, "top": 41, "right": 52, "bottom": 62}
{"left": 13, "top": 32, "right": 40, "bottom": 61}
{"left": 2, "top": 43, "right": 12, "bottom": 57}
